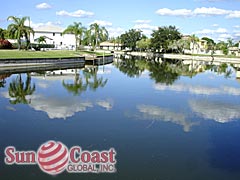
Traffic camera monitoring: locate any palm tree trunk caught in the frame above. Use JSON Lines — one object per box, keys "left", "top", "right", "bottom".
{"left": 18, "top": 39, "right": 21, "bottom": 50}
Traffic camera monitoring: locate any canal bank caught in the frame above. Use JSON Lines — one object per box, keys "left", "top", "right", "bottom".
{"left": 0, "top": 55, "right": 114, "bottom": 74}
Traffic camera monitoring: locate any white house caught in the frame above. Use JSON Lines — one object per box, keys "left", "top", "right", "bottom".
{"left": 30, "top": 25, "right": 76, "bottom": 50}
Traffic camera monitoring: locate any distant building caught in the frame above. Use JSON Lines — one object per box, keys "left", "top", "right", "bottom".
{"left": 30, "top": 25, "right": 76, "bottom": 50}
{"left": 228, "top": 47, "right": 240, "bottom": 56}
{"left": 99, "top": 41, "right": 122, "bottom": 51}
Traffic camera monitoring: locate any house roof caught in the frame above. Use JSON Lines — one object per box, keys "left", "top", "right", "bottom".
{"left": 229, "top": 47, "right": 239, "bottom": 51}
{"left": 100, "top": 41, "right": 122, "bottom": 47}
{"left": 34, "top": 25, "right": 64, "bottom": 33}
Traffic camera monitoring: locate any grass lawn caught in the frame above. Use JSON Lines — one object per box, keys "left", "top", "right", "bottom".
{"left": 0, "top": 50, "right": 112, "bottom": 59}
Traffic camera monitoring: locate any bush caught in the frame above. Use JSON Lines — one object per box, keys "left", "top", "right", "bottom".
{"left": 0, "top": 39, "right": 12, "bottom": 49}
{"left": 11, "top": 43, "right": 55, "bottom": 50}
{"left": 31, "top": 43, "right": 55, "bottom": 51}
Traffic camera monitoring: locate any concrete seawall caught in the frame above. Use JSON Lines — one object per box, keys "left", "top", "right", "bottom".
{"left": 0, "top": 56, "right": 85, "bottom": 64}
{"left": 162, "top": 54, "right": 240, "bottom": 64}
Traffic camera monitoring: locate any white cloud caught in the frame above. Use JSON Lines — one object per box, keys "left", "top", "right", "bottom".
{"left": 107, "top": 27, "right": 124, "bottom": 37}
{"left": 234, "top": 25, "right": 240, "bottom": 28}
{"left": 36, "top": 3, "right": 51, "bottom": 9}
{"left": 193, "top": 7, "right": 229, "bottom": 16}
{"left": 56, "top": 10, "right": 94, "bottom": 18}
{"left": 156, "top": 8, "right": 192, "bottom": 17}
{"left": 133, "top": 23, "right": 157, "bottom": 30}
{"left": 89, "top": 20, "right": 112, "bottom": 27}
{"left": 189, "top": 100, "right": 240, "bottom": 123}
{"left": 24, "top": 20, "right": 62, "bottom": 30}
{"left": 234, "top": 33, "right": 240, "bottom": 37}
{"left": 218, "top": 33, "right": 234, "bottom": 41}
{"left": 156, "top": 7, "right": 240, "bottom": 19}
{"left": 194, "top": 28, "right": 228, "bottom": 35}
{"left": 226, "top": 10, "right": 240, "bottom": 18}
{"left": 212, "top": 24, "right": 219, "bottom": 27}
{"left": 134, "top": 20, "right": 152, "bottom": 24}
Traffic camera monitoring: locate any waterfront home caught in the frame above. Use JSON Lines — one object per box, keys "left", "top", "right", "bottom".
{"left": 100, "top": 41, "right": 123, "bottom": 51}
{"left": 30, "top": 25, "right": 76, "bottom": 50}
{"left": 228, "top": 47, "right": 240, "bottom": 56}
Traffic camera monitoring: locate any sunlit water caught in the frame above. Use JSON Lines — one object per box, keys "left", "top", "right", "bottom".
{"left": 1, "top": 57, "right": 240, "bottom": 180}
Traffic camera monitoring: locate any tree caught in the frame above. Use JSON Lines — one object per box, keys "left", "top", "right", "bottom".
{"left": 37, "top": 36, "right": 46, "bottom": 44}
{"left": 151, "top": 26, "right": 181, "bottom": 52}
{"left": 63, "top": 22, "right": 86, "bottom": 51}
{"left": 168, "top": 39, "right": 190, "bottom": 54}
{"left": 202, "top": 37, "right": 216, "bottom": 58}
{"left": 82, "top": 29, "right": 93, "bottom": 47}
{"left": 8, "top": 74, "right": 36, "bottom": 104}
{"left": 89, "top": 23, "right": 109, "bottom": 50}
{"left": 189, "top": 34, "right": 199, "bottom": 54}
{"left": 0, "top": 28, "right": 5, "bottom": 39}
{"left": 7, "top": 16, "right": 34, "bottom": 50}
{"left": 216, "top": 41, "right": 228, "bottom": 55}
{"left": 120, "top": 29, "right": 144, "bottom": 51}
{"left": 136, "top": 38, "right": 151, "bottom": 51}
{"left": 227, "top": 38, "right": 234, "bottom": 47}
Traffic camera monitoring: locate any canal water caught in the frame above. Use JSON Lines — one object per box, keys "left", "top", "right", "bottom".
{"left": 1, "top": 56, "right": 240, "bottom": 180}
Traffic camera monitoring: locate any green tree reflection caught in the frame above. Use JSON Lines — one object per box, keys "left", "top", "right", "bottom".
{"left": 114, "top": 58, "right": 146, "bottom": 78}
{"left": 62, "top": 69, "right": 87, "bottom": 96}
{"left": 8, "top": 74, "right": 36, "bottom": 104}
{"left": 206, "top": 63, "right": 233, "bottom": 78}
{"left": 62, "top": 67, "right": 108, "bottom": 95}
{"left": 83, "top": 66, "right": 108, "bottom": 91}
{"left": 148, "top": 60, "right": 180, "bottom": 85}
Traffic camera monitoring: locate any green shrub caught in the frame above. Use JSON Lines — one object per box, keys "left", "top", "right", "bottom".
{"left": 11, "top": 43, "right": 55, "bottom": 50}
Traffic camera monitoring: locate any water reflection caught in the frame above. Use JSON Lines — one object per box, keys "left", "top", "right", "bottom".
{"left": 189, "top": 99, "right": 240, "bottom": 123}
{"left": 114, "top": 57, "right": 146, "bottom": 78}
{"left": 1, "top": 56, "right": 240, "bottom": 179}
{"left": 133, "top": 104, "right": 198, "bottom": 132}
{"left": 206, "top": 63, "right": 234, "bottom": 78}
{"left": 154, "top": 83, "right": 240, "bottom": 96}
{"left": 62, "top": 69, "right": 88, "bottom": 96}
{"left": 8, "top": 74, "right": 36, "bottom": 104}
{"left": 83, "top": 66, "right": 108, "bottom": 91}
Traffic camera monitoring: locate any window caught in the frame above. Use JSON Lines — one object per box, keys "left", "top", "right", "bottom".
{"left": 53, "top": 33, "right": 55, "bottom": 36}
{"left": 60, "top": 42, "right": 62, "bottom": 45}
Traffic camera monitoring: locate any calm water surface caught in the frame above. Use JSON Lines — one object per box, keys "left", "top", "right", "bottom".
{"left": 1, "top": 56, "right": 240, "bottom": 180}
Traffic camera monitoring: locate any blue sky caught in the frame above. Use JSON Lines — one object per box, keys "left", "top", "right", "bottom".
{"left": 1, "top": 0, "right": 240, "bottom": 42}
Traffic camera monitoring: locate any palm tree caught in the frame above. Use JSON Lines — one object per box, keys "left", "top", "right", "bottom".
{"left": 8, "top": 74, "right": 36, "bottom": 104}
{"left": 89, "top": 23, "right": 109, "bottom": 50}
{"left": 227, "top": 38, "right": 234, "bottom": 47}
{"left": 63, "top": 22, "right": 86, "bottom": 51}
{"left": 37, "top": 36, "right": 46, "bottom": 44}
{"left": 83, "top": 29, "right": 93, "bottom": 48}
{"left": 7, "top": 16, "right": 34, "bottom": 50}
{"left": 190, "top": 34, "right": 199, "bottom": 55}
